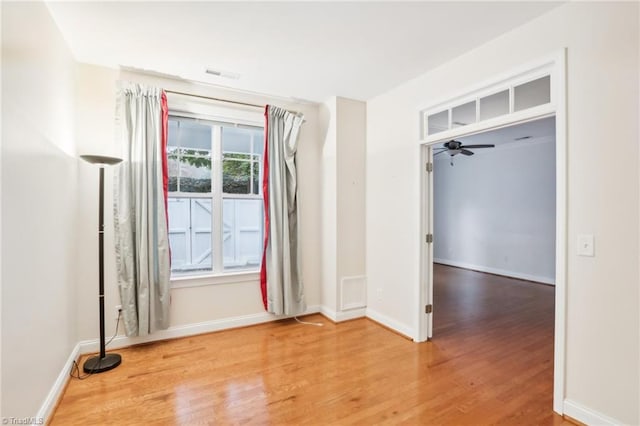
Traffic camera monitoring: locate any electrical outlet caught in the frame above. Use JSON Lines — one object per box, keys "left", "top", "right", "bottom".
{"left": 115, "top": 305, "right": 122, "bottom": 319}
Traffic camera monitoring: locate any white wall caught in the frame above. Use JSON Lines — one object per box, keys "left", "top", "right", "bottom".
{"left": 74, "top": 64, "right": 323, "bottom": 341}
{"left": 1, "top": 2, "right": 78, "bottom": 418}
{"left": 319, "top": 99, "right": 337, "bottom": 314}
{"left": 336, "top": 98, "right": 366, "bottom": 286}
{"left": 366, "top": 2, "right": 638, "bottom": 424}
{"left": 320, "top": 97, "right": 366, "bottom": 320}
{"left": 433, "top": 140, "right": 556, "bottom": 284}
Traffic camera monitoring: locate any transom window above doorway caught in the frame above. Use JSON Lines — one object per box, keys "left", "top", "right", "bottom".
{"left": 425, "top": 74, "right": 551, "bottom": 137}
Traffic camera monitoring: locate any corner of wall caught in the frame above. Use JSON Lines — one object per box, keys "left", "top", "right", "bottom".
{"left": 1, "top": 0, "right": 80, "bottom": 419}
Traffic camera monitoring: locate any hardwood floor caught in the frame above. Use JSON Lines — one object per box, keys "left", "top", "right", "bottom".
{"left": 51, "top": 265, "right": 571, "bottom": 425}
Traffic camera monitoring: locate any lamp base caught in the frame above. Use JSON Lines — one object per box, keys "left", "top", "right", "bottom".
{"left": 83, "top": 353, "right": 122, "bottom": 374}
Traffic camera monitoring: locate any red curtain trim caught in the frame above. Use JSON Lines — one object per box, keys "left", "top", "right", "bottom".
{"left": 160, "top": 91, "right": 169, "bottom": 223}
{"left": 161, "top": 91, "right": 171, "bottom": 266}
{"left": 260, "top": 105, "right": 270, "bottom": 310}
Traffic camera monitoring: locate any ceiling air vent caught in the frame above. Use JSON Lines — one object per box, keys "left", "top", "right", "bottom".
{"left": 205, "top": 68, "right": 240, "bottom": 80}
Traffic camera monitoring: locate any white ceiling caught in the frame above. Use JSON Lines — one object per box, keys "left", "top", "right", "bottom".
{"left": 434, "top": 115, "right": 556, "bottom": 159}
{"left": 46, "top": 1, "right": 563, "bottom": 103}
{"left": 459, "top": 115, "right": 555, "bottom": 146}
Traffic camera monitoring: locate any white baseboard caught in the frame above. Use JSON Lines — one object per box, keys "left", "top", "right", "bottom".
{"left": 319, "top": 306, "right": 366, "bottom": 322}
{"left": 319, "top": 305, "right": 337, "bottom": 321}
{"left": 434, "top": 258, "right": 555, "bottom": 285}
{"left": 365, "top": 308, "right": 414, "bottom": 339}
{"left": 36, "top": 342, "right": 80, "bottom": 424}
{"left": 563, "top": 399, "right": 621, "bottom": 426}
{"left": 336, "top": 307, "right": 366, "bottom": 322}
{"left": 79, "top": 305, "right": 322, "bottom": 354}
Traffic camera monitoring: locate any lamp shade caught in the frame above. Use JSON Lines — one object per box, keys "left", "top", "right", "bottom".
{"left": 80, "top": 154, "right": 123, "bottom": 166}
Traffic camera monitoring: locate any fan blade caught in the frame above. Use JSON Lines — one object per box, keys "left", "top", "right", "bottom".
{"left": 460, "top": 149, "right": 474, "bottom": 156}
{"left": 461, "top": 144, "right": 494, "bottom": 149}
{"left": 434, "top": 150, "right": 448, "bottom": 156}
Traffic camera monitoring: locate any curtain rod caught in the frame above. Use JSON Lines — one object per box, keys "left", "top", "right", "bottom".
{"left": 164, "top": 89, "right": 264, "bottom": 109}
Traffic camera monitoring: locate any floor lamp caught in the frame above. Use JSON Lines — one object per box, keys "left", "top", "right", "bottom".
{"left": 80, "top": 154, "right": 123, "bottom": 373}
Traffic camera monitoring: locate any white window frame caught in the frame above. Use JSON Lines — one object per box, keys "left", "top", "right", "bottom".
{"left": 167, "top": 93, "right": 264, "bottom": 288}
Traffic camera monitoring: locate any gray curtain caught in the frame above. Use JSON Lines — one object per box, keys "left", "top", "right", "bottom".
{"left": 261, "top": 105, "right": 306, "bottom": 315}
{"left": 114, "top": 82, "right": 171, "bottom": 337}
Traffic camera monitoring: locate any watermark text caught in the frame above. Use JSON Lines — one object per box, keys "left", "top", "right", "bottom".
{"left": 1, "top": 417, "right": 44, "bottom": 425}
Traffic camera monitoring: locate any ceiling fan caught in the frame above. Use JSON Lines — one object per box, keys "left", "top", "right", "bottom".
{"left": 434, "top": 140, "right": 495, "bottom": 165}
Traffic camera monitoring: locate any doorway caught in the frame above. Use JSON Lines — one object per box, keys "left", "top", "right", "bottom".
{"left": 431, "top": 116, "right": 556, "bottom": 338}
{"left": 433, "top": 116, "right": 556, "bottom": 283}
{"left": 417, "top": 51, "right": 566, "bottom": 414}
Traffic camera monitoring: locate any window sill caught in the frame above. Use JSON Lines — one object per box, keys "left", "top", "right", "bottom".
{"left": 170, "top": 270, "right": 260, "bottom": 289}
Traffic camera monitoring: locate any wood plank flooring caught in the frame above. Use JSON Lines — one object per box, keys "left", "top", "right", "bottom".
{"left": 51, "top": 264, "right": 570, "bottom": 425}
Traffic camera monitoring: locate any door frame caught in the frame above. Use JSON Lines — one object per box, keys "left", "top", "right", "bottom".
{"left": 417, "top": 50, "right": 567, "bottom": 415}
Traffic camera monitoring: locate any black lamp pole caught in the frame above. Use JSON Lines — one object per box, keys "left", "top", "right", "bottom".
{"left": 80, "top": 154, "right": 123, "bottom": 373}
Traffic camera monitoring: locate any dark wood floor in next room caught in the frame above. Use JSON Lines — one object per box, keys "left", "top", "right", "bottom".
{"left": 51, "top": 264, "right": 571, "bottom": 425}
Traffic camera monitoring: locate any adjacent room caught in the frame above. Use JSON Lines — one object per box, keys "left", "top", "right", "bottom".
{"left": 430, "top": 118, "right": 557, "bottom": 410}
{"left": 433, "top": 117, "right": 556, "bottom": 287}
{"left": 2, "top": 2, "right": 638, "bottom": 425}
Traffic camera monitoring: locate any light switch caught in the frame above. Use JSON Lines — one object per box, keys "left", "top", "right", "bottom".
{"left": 577, "top": 234, "right": 595, "bottom": 257}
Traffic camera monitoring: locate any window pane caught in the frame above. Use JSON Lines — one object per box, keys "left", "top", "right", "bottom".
{"left": 223, "top": 154, "right": 252, "bottom": 194}
{"left": 167, "top": 146, "right": 179, "bottom": 192}
{"left": 514, "top": 75, "right": 551, "bottom": 112}
{"left": 168, "top": 118, "right": 213, "bottom": 193}
{"left": 252, "top": 129, "right": 264, "bottom": 155}
{"left": 479, "top": 90, "right": 509, "bottom": 121}
{"left": 179, "top": 120, "right": 212, "bottom": 150}
{"left": 190, "top": 198, "right": 212, "bottom": 270}
{"left": 223, "top": 126, "right": 251, "bottom": 153}
{"left": 428, "top": 110, "right": 449, "bottom": 135}
{"left": 451, "top": 101, "right": 476, "bottom": 128}
{"left": 252, "top": 161, "right": 260, "bottom": 194}
{"left": 168, "top": 119, "right": 179, "bottom": 147}
{"left": 168, "top": 197, "right": 213, "bottom": 274}
{"left": 222, "top": 126, "right": 262, "bottom": 195}
{"left": 179, "top": 156, "right": 211, "bottom": 193}
{"left": 223, "top": 199, "right": 263, "bottom": 271}
{"left": 168, "top": 198, "right": 189, "bottom": 269}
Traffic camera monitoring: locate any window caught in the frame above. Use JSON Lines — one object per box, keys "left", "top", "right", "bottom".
{"left": 167, "top": 116, "right": 264, "bottom": 276}
{"left": 514, "top": 75, "right": 551, "bottom": 112}
{"left": 423, "top": 73, "right": 553, "bottom": 139}
{"left": 479, "top": 90, "right": 509, "bottom": 121}
{"left": 427, "top": 110, "right": 449, "bottom": 135}
{"left": 451, "top": 101, "right": 476, "bottom": 128}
